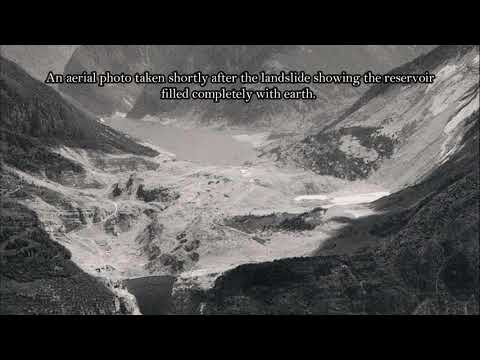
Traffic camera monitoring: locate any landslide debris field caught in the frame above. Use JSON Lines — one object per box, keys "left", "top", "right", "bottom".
{"left": 2, "top": 116, "right": 390, "bottom": 292}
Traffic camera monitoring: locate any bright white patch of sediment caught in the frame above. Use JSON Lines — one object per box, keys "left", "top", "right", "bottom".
{"left": 294, "top": 194, "right": 330, "bottom": 201}
{"left": 295, "top": 192, "right": 389, "bottom": 207}
{"left": 324, "top": 191, "right": 390, "bottom": 207}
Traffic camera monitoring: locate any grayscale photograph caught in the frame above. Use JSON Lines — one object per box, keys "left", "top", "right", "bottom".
{"left": 0, "top": 45, "right": 478, "bottom": 315}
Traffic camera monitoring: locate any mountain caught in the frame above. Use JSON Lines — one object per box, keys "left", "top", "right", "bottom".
{"left": 0, "top": 45, "right": 78, "bottom": 87}
{"left": 268, "top": 45, "right": 479, "bottom": 189}
{"left": 130, "top": 45, "right": 435, "bottom": 129}
{"left": 1, "top": 55, "right": 157, "bottom": 178}
{"left": 274, "top": 45, "right": 437, "bottom": 73}
{"left": 59, "top": 45, "right": 297, "bottom": 118}
{"left": 59, "top": 45, "right": 151, "bottom": 115}
{"left": 0, "top": 55, "right": 158, "bottom": 314}
{"left": 60, "top": 45, "right": 434, "bottom": 130}
{"left": 171, "top": 45, "right": 479, "bottom": 315}
{"left": 172, "top": 110, "right": 479, "bottom": 315}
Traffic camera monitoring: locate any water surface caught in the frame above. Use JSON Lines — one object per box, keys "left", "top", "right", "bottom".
{"left": 105, "top": 116, "right": 258, "bottom": 166}
{"left": 124, "top": 276, "right": 176, "bottom": 315}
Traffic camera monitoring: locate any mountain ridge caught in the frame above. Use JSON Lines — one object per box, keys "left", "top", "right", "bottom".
{"left": 59, "top": 46, "right": 435, "bottom": 131}
{"left": 267, "top": 45, "right": 479, "bottom": 189}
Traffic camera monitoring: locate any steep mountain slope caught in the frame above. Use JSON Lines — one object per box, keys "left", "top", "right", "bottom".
{"left": 128, "top": 45, "right": 307, "bottom": 127}
{"left": 0, "top": 56, "right": 159, "bottom": 314}
{"left": 0, "top": 174, "right": 119, "bottom": 315}
{"left": 129, "top": 46, "right": 434, "bottom": 129}
{"left": 1, "top": 55, "right": 157, "bottom": 152}
{"left": 276, "top": 45, "right": 437, "bottom": 74}
{"left": 59, "top": 45, "right": 151, "bottom": 115}
{"left": 0, "top": 45, "right": 78, "bottom": 86}
{"left": 269, "top": 45, "right": 479, "bottom": 189}
{"left": 1, "top": 55, "right": 157, "bottom": 179}
{"left": 61, "top": 45, "right": 434, "bottom": 130}
{"left": 172, "top": 110, "right": 479, "bottom": 315}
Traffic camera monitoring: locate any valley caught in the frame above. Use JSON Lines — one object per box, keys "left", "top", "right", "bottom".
{"left": 1, "top": 45, "right": 477, "bottom": 315}
{"left": 3, "top": 113, "right": 392, "bottom": 314}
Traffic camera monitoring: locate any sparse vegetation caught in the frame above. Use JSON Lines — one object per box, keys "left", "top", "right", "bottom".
{"left": 225, "top": 208, "right": 326, "bottom": 233}
{"left": 281, "top": 126, "right": 397, "bottom": 180}
{"left": 136, "top": 184, "right": 180, "bottom": 203}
